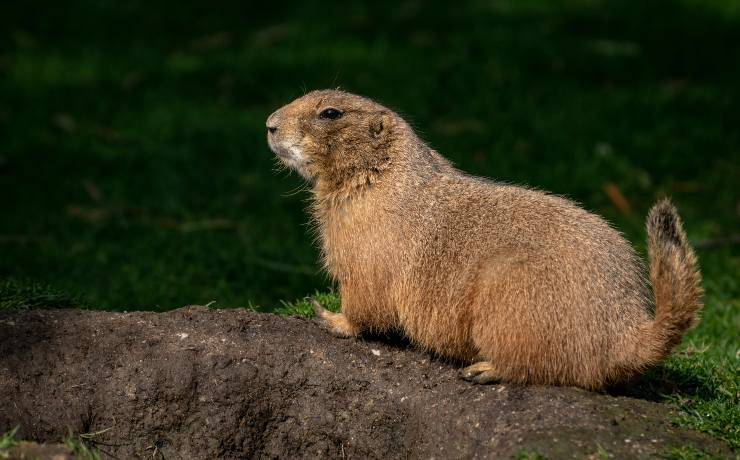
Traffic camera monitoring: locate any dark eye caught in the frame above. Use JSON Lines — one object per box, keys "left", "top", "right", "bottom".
{"left": 319, "top": 108, "right": 343, "bottom": 120}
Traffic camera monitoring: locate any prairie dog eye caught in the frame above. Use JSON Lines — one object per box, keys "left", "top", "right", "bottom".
{"left": 319, "top": 108, "right": 343, "bottom": 120}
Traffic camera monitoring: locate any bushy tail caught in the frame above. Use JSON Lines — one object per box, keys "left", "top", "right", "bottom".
{"left": 641, "top": 199, "right": 703, "bottom": 363}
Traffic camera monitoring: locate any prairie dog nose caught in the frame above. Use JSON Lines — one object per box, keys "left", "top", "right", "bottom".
{"left": 266, "top": 111, "right": 280, "bottom": 134}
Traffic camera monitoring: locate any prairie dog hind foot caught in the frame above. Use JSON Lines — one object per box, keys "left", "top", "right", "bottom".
{"left": 460, "top": 361, "right": 501, "bottom": 384}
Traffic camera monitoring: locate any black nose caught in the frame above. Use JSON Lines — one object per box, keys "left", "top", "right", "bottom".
{"left": 267, "top": 126, "right": 277, "bottom": 134}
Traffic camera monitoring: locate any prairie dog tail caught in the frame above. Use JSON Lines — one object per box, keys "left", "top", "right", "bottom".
{"left": 627, "top": 199, "right": 704, "bottom": 372}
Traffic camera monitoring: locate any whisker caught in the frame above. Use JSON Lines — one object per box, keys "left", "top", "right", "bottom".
{"left": 283, "top": 182, "right": 310, "bottom": 197}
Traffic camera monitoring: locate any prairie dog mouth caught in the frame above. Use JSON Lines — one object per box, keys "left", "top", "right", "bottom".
{"left": 270, "top": 141, "right": 302, "bottom": 161}
{"left": 272, "top": 146, "right": 292, "bottom": 159}
{"left": 269, "top": 138, "right": 311, "bottom": 178}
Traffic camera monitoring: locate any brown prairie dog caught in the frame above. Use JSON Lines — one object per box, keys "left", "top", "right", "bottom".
{"left": 266, "top": 90, "right": 703, "bottom": 390}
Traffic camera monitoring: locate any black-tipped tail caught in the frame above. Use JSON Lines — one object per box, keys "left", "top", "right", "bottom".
{"left": 644, "top": 198, "right": 703, "bottom": 358}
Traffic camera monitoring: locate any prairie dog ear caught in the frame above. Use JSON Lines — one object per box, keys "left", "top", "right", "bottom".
{"left": 369, "top": 111, "right": 392, "bottom": 141}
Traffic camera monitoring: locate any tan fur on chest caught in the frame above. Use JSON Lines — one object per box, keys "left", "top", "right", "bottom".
{"left": 317, "top": 184, "right": 407, "bottom": 333}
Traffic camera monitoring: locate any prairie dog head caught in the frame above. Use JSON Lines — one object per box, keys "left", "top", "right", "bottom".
{"left": 266, "top": 90, "right": 396, "bottom": 185}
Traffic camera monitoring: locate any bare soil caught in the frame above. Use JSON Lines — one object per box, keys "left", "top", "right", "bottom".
{"left": 0, "top": 308, "right": 732, "bottom": 459}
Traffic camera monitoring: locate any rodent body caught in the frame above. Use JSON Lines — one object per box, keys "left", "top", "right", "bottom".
{"left": 267, "top": 90, "right": 703, "bottom": 390}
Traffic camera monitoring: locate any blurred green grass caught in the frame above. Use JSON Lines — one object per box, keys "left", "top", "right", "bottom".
{"left": 1, "top": 0, "right": 738, "bottom": 310}
{"left": 0, "top": 0, "right": 738, "bottom": 446}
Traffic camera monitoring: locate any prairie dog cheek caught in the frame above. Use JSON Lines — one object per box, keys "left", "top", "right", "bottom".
{"left": 288, "top": 144, "right": 306, "bottom": 162}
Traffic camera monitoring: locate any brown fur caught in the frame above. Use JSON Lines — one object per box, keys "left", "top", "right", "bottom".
{"left": 266, "top": 90, "right": 704, "bottom": 390}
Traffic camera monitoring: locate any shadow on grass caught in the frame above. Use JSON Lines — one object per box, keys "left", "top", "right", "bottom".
{"left": 609, "top": 353, "right": 738, "bottom": 449}
{"left": 610, "top": 364, "right": 716, "bottom": 403}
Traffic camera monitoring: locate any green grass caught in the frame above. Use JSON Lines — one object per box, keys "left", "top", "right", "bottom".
{"left": 0, "top": 278, "right": 87, "bottom": 311}
{"left": 0, "top": 0, "right": 738, "bottom": 452}
{"left": 0, "top": 427, "right": 19, "bottom": 458}
{"left": 273, "top": 290, "right": 342, "bottom": 317}
{"left": 63, "top": 431, "right": 102, "bottom": 460}
{"left": 659, "top": 445, "right": 728, "bottom": 460}
{"left": 516, "top": 449, "right": 548, "bottom": 460}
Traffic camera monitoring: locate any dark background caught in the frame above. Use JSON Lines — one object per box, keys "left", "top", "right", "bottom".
{"left": 1, "top": 0, "right": 738, "bottom": 311}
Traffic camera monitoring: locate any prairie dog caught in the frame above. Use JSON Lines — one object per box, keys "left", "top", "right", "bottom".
{"left": 266, "top": 90, "right": 703, "bottom": 390}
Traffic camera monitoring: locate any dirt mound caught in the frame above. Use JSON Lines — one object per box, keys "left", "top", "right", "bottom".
{"left": 0, "top": 308, "right": 731, "bottom": 459}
